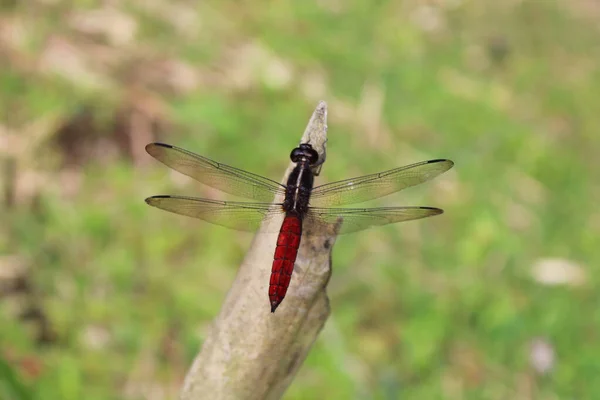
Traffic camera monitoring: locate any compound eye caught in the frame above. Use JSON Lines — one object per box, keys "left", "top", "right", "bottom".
{"left": 290, "top": 148, "right": 303, "bottom": 162}
{"left": 307, "top": 148, "right": 319, "bottom": 165}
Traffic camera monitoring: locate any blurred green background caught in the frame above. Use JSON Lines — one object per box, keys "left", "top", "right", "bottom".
{"left": 1, "top": 0, "right": 599, "bottom": 399}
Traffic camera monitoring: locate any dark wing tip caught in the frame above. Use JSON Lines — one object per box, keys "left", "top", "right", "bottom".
{"left": 421, "top": 206, "right": 444, "bottom": 215}
{"left": 145, "top": 142, "right": 173, "bottom": 155}
{"left": 145, "top": 195, "right": 171, "bottom": 205}
{"left": 428, "top": 158, "right": 454, "bottom": 168}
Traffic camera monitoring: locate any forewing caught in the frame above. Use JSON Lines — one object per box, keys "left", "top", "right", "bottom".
{"left": 310, "top": 159, "right": 453, "bottom": 207}
{"left": 305, "top": 206, "right": 443, "bottom": 234}
{"left": 145, "top": 196, "right": 284, "bottom": 231}
{"left": 146, "top": 143, "right": 286, "bottom": 202}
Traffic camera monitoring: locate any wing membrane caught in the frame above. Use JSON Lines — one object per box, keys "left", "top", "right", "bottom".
{"left": 310, "top": 159, "right": 453, "bottom": 207}
{"left": 145, "top": 196, "right": 284, "bottom": 231}
{"left": 146, "top": 197, "right": 442, "bottom": 234}
{"left": 305, "top": 206, "right": 443, "bottom": 234}
{"left": 146, "top": 143, "right": 286, "bottom": 202}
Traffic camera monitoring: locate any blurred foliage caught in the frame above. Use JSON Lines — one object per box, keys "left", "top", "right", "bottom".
{"left": 1, "top": 0, "right": 599, "bottom": 399}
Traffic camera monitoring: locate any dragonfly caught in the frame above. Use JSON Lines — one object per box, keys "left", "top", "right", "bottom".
{"left": 145, "top": 142, "right": 453, "bottom": 312}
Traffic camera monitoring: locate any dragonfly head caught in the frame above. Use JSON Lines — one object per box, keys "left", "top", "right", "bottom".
{"left": 290, "top": 143, "right": 319, "bottom": 165}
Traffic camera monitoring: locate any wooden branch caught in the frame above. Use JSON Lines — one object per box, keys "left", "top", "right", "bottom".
{"left": 180, "top": 101, "right": 338, "bottom": 400}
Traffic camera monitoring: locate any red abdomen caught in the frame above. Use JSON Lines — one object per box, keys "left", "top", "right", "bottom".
{"left": 269, "top": 214, "right": 302, "bottom": 312}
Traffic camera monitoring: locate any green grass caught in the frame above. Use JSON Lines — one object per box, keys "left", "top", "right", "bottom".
{"left": 1, "top": 0, "right": 600, "bottom": 399}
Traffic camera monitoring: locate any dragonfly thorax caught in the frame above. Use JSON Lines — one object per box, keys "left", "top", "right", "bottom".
{"left": 283, "top": 157, "right": 314, "bottom": 216}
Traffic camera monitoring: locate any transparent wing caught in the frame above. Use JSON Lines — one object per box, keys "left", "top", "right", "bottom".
{"left": 305, "top": 206, "right": 443, "bottom": 234}
{"left": 146, "top": 143, "right": 286, "bottom": 202}
{"left": 145, "top": 196, "right": 285, "bottom": 231}
{"left": 146, "top": 197, "right": 442, "bottom": 234}
{"left": 310, "top": 159, "right": 453, "bottom": 207}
